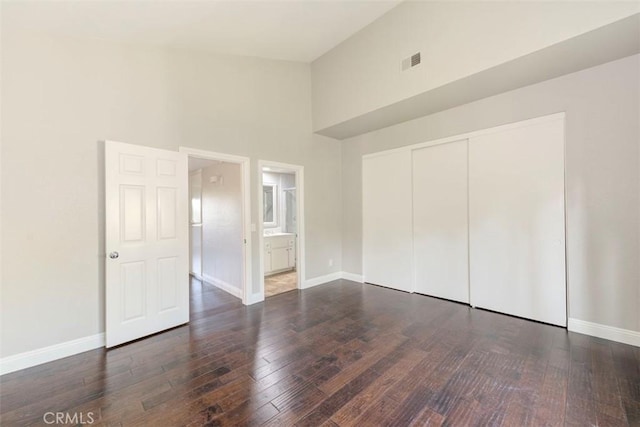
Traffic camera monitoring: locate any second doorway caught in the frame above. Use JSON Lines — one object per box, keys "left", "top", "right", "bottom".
{"left": 260, "top": 162, "right": 303, "bottom": 297}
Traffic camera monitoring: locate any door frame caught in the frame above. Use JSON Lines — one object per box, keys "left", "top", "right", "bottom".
{"left": 258, "top": 160, "right": 305, "bottom": 299}
{"left": 180, "top": 147, "right": 252, "bottom": 305}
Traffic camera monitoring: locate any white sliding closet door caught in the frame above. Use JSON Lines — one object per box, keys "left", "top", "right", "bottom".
{"left": 469, "top": 119, "right": 566, "bottom": 326}
{"left": 413, "top": 140, "right": 469, "bottom": 303}
{"left": 363, "top": 150, "right": 413, "bottom": 292}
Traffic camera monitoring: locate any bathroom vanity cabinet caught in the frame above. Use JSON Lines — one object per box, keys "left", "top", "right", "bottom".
{"left": 264, "top": 234, "right": 296, "bottom": 275}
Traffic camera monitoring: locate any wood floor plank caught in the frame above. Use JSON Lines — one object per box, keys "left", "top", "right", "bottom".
{"left": 330, "top": 349, "right": 428, "bottom": 425}
{"left": 531, "top": 364, "right": 568, "bottom": 426}
{"left": 316, "top": 333, "right": 408, "bottom": 395}
{"left": 1, "top": 278, "right": 637, "bottom": 426}
{"left": 297, "top": 364, "right": 392, "bottom": 427}
{"left": 407, "top": 405, "right": 446, "bottom": 427}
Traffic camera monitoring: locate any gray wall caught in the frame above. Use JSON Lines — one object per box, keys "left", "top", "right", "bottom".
{"left": 311, "top": 0, "right": 639, "bottom": 132}
{"left": 0, "top": 31, "right": 342, "bottom": 358}
{"left": 201, "top": 162, "right": 243, "bottom": 291}
{"left": 342, "top": 54, "right": 640, "bottom": 332}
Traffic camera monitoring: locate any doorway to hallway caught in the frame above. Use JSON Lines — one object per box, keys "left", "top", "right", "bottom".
{"left": 182, "top": 147, "right": 252, "bottom": 305}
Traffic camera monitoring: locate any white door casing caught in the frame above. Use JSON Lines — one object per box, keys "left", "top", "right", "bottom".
{"left": 105, "top": 141, "right": 189, "bottom": 348}
{"left": 412, "top": 140, "right": 469, "bottom": 303}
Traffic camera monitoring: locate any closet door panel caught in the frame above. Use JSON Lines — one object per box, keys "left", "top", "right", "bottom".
{"left": 412, "top": 140, "right": 469, "bottom": 303}
{"left": 363, "top": 150, "right": 413, "bottom": 292}
{"left": 469, "top": 119, "right": 566, "bottom": 326}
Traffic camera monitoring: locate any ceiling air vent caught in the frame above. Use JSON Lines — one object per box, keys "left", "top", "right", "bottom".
{"left": 402, "top": 52, "right": 421, "bottom": 71}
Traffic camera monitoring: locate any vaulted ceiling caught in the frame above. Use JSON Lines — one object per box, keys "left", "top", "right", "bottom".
{"left": 2, "top": 0, "right": 401, "bottom": 62}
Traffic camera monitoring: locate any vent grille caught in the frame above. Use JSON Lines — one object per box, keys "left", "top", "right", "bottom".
{"left": 411, "top": 52, "right": 421, "bottom": 67}
{"left": 402, "top": 52, "right": 421, "bottom": 71}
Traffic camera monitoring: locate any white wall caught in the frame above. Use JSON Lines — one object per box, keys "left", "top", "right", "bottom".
{"left": 342, "top": 55, "right": 640, "bottom": 333}
{"left": 201, "top": 163, "right": 243, "bottom": 293}
{"left": 312, "top": 1, "right": 639, "bottom": 132}
{"left": 189, "top": 170, "right": 203, "bottom": 277}
{"left": 0, "top": 30, "right": 342, "bottom": 358}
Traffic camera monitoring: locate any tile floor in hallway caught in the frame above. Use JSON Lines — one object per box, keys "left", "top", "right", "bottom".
{"left": 265, "top": 270, "right": 297, "bottom": 297}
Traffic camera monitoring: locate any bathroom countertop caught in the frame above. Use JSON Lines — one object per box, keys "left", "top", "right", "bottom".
{"left": 264, "top": 232, "right": 295, "bottom": 237}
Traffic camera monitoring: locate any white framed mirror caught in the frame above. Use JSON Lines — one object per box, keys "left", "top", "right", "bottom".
{"left": 263, "top": 184, "right": 278, "bottom": 228}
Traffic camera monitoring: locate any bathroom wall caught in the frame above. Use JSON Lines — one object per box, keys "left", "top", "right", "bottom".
{"left": 263, "top": 171, "right": 296, "bottom": 234}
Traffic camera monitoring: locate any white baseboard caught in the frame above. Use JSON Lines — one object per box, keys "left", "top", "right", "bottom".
{"left": 0, "top": 333, "right": 105, "bottom": 376}
{"left": 245, "top": 293, "right": 265, "bottom": 305}
{"left": 301, "top": 271, "right": 364, "bottom": 289}
{"left": 249, "top": 271, "right": 362, "bottom": 302}
{"left": 265, "top": 267, "right": 295, "bottom": 277}
{"left": 568, "top": 318, "right": 640, "bottom": 347}
{"left": 341, "top": 272, "right": 364, "bottom": 283}
{"left": 202, "top": 274, "right": 242, "bottom": 299}
{"left": 0, "top": 272, "right": 360, "bottom": 376}
{"left": 302, "top": 271, "right": 342, "bottom": 289}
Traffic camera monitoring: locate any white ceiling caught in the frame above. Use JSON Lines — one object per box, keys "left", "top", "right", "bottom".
{"left": 188, "top": 157, "right": 220, "bottom": 171}
{"left": 2, "top": 0, "right": 401, "bottom": 62}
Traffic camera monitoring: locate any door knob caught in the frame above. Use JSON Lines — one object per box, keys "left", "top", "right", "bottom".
{"left": 109, "top": 251, "right": 119, "bottom": 259}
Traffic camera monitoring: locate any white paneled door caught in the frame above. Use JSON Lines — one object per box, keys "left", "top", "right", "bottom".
{"left": 469, "top": 119, "right": 566, "bottom": 326}
{"left": 105, "top": 141, "right": 189, "bottom": 347}
{"left": 413, "top": 140, "right": 469, "bottom": 303}
{"left": 363, "top": 150, "right": 413, "bottom": 292}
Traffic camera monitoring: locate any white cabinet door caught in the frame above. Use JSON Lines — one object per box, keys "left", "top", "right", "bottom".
{"left": 264, "top": 250, "right": 272, "bottom": 274}
{"left": 469, "top": 118, "right": 566, "bottom": 326}
{"left": 271, "top": 247, "right": 289, "bottom": 271}
{"left": 363, "top": 150, "right": 413, "bottom": 292}
{"left": 413, "top": 140, "right": 469, "bottom": 303}
{"left": 105, "top": 141, "right": 189, "bottom": 347}
{"left": 287, "top": 247, "right": 296, "bottom": 268}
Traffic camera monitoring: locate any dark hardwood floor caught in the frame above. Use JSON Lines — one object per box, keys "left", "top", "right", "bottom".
{"left": 1, "top": 279, "right": 639, "bottom": 426}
